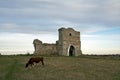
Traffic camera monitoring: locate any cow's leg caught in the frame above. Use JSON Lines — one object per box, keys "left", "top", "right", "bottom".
{"left": 41, "top": 60, "right": 44, "bottom": 65}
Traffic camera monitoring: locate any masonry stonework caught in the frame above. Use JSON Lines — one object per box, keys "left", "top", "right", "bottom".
{"left": 33, "top": 27, "right": 82, "bottom": 56}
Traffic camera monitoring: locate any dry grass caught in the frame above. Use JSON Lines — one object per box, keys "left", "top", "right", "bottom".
{"left": 0, "top": 55, "right": 120, "bottom": 80}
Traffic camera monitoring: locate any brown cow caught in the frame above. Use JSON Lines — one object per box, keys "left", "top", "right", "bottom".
{"left": 25, "top": 57, "right": 44, "bottom": 68}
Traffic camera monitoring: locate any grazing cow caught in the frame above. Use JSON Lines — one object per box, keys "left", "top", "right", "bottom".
{"left": 25, "top": 57, "right": 44, "bottom": 68}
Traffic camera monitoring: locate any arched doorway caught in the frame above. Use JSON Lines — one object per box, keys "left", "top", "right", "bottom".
{"left": 69, "top": 45, "right": 75, "bottom": 56}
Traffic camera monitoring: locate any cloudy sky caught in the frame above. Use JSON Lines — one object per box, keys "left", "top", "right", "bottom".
{"left": 0, "top": 0, "right": 120, "bottom": 55}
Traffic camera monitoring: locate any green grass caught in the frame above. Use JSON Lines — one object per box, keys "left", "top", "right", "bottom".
{"left": 0, "top": 55, "right": 120, "bottom": 80}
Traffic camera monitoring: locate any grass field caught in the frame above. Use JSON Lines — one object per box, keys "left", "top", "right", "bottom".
{"left": 0, "top": 55, "right": 120, "bottom": 80}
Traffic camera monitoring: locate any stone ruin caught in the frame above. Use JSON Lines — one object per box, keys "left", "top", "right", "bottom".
{"left": 33, "top": 27, "right": 82, "bottom": 56}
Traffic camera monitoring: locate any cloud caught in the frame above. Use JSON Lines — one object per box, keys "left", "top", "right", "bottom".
{"left": 0, "top": 23, "right": 18, "bottom": 29}
{"left": 0, "top": 23, "right": 60, "bottom": 34}
{"left": 0, "top": 0, "right": 120, "bottom": 34}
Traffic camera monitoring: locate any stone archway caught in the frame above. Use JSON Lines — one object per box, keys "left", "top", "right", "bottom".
{"left": 69, "top": 45, "right": 75, "bottom": 56}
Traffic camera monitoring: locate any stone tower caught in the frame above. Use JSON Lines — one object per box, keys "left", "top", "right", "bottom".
{"left": 57, "top": 27, "right": 82, "bottom": 56}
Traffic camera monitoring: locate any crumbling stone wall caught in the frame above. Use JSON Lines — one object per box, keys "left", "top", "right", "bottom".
{"left": 33, "top": 39, "right": 57, "bottom": 55}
